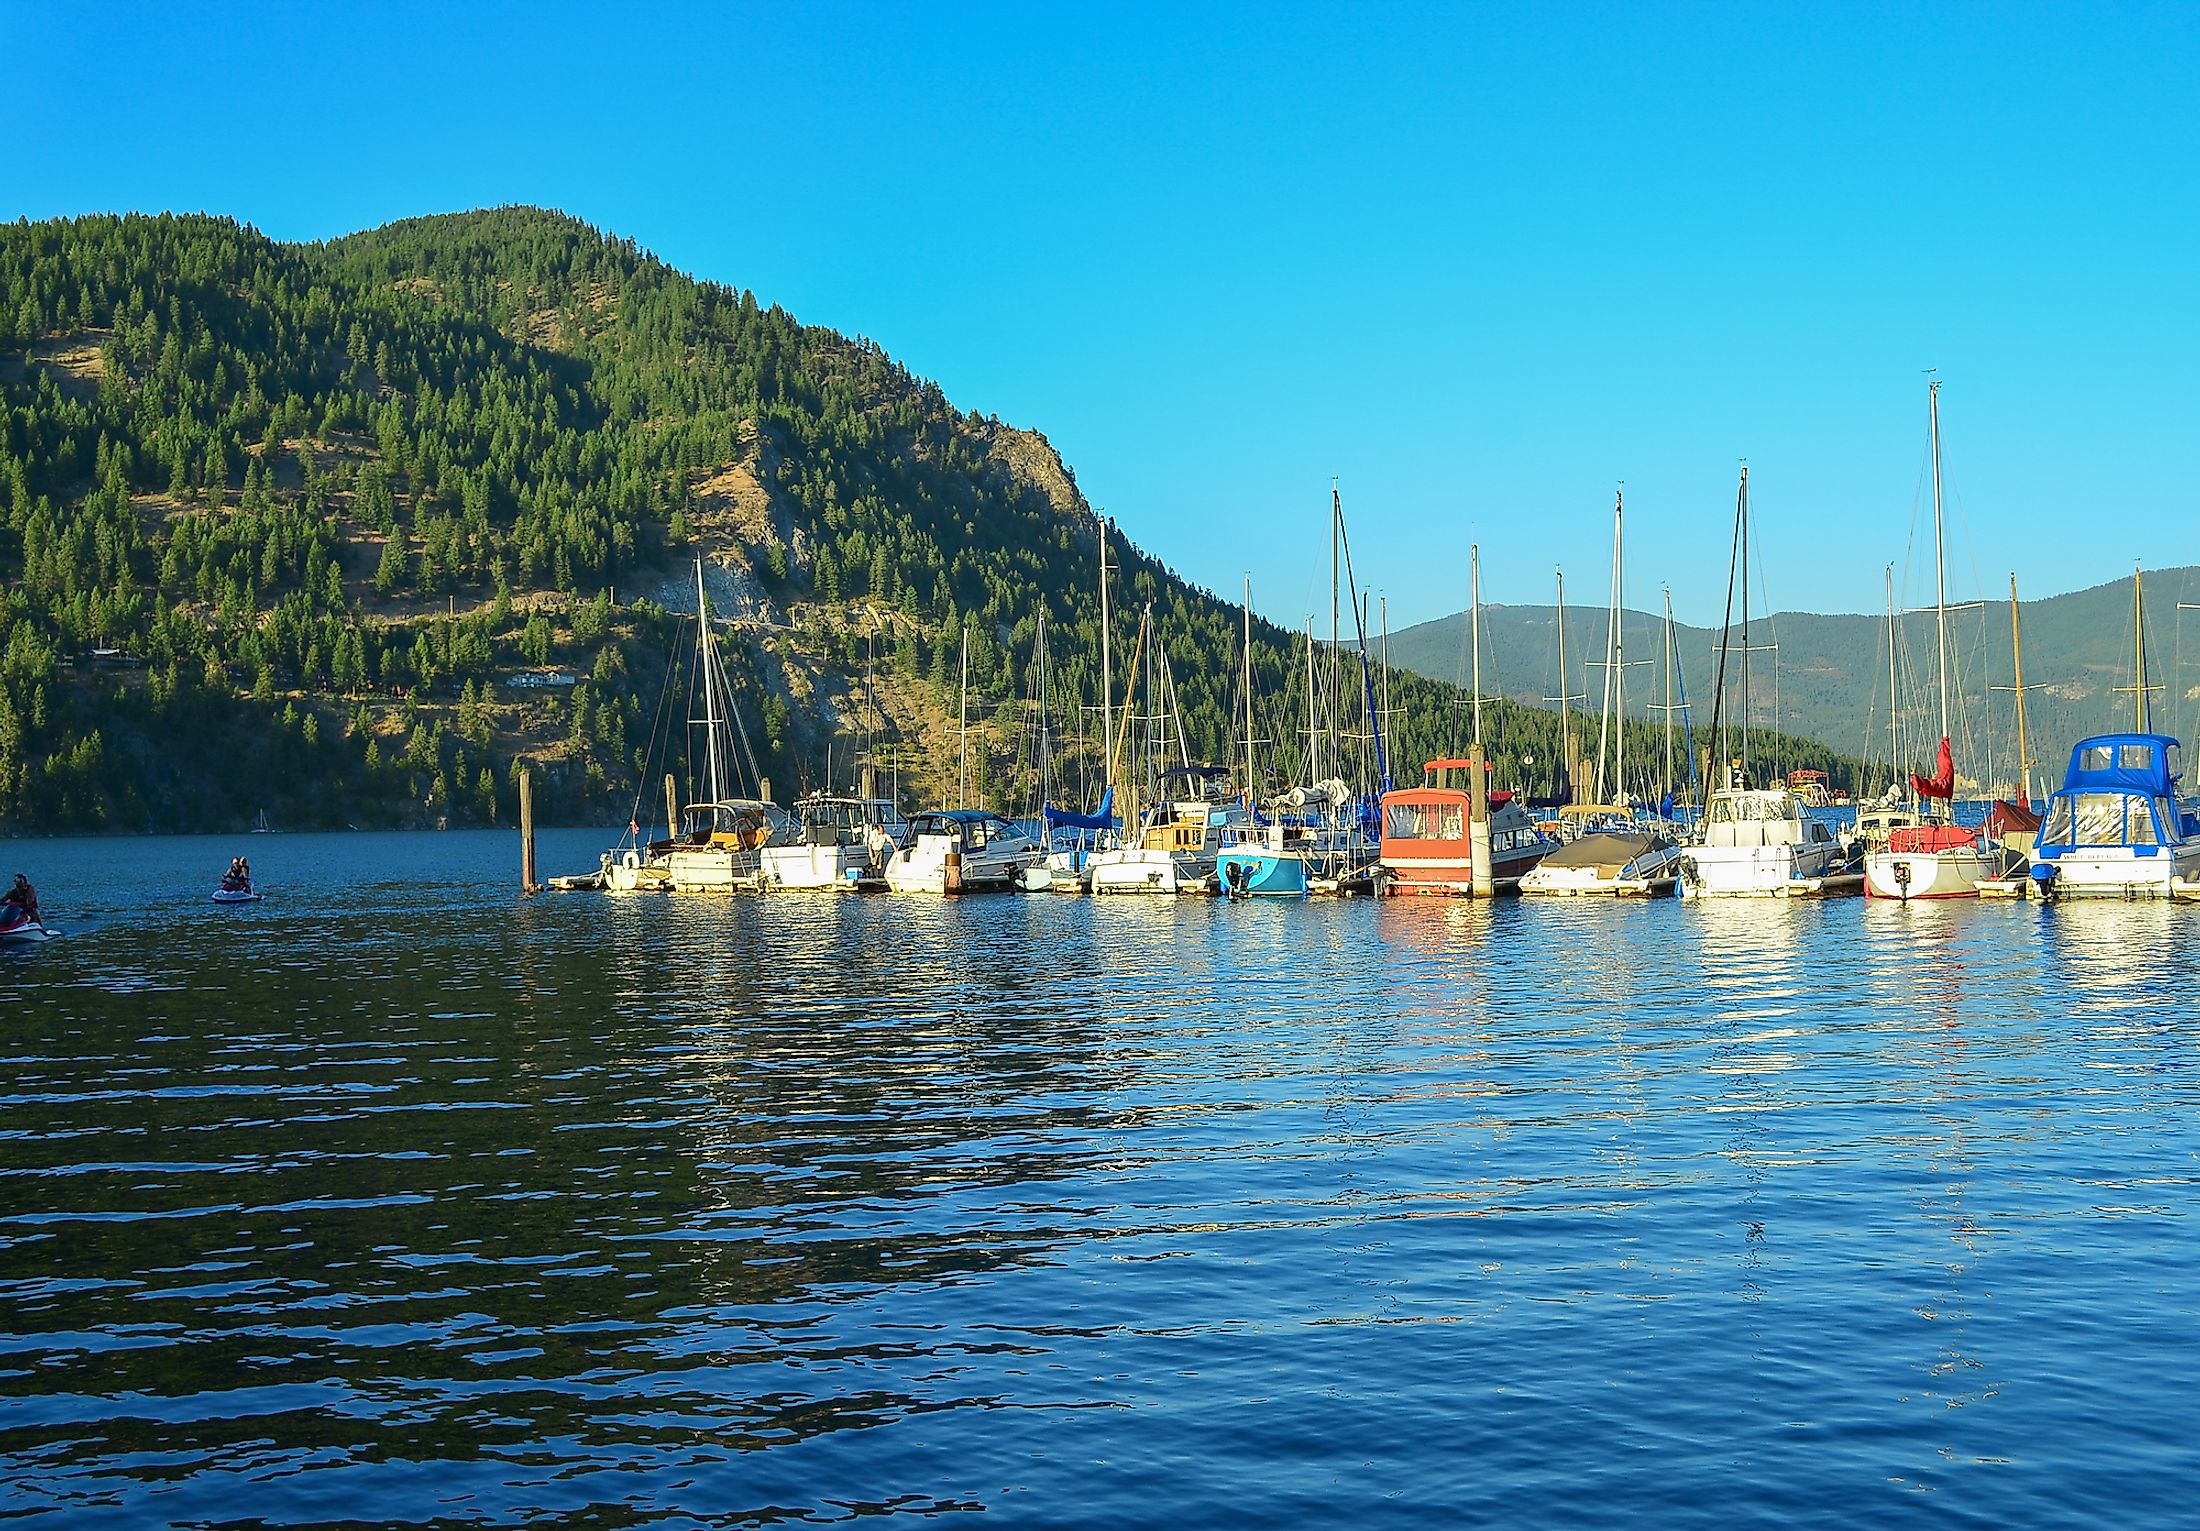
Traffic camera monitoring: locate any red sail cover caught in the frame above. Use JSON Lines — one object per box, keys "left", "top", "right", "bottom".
{"left": 1910, "top": 736, "right": 1955, "bottom": 800}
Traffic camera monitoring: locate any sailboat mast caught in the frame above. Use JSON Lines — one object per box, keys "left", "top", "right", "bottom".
{"left": 958, "top": 625, "right": 970, "bottom": 809}
{"left": 1035, "top": 609, "right": 1052, "bottom": 814}
{"left": 1556, "top": 567, "right": 1570, "bottom": 793}
{"left": 1886, "top": 565, "right": 1901, "bottom": 805}
{"left": 1329, "top": 482, "right": 1341, "bottom": 785}
{"left": 1098, "top": 520, "right": 1115, "bottom": 797}
{"left": 1739, "top": 466, "right": 1752, "bottom": 786}
{"left": 1242, "top": 577, "right": 1256, "bottom": 801}
{"left": 2009, "top": 573, "right": 2033, "bottom": 804}
{"left": 1381, "top": 595, "right": 1391, "bottom": 766}
{"left": 1470, "top": 543, "right": 1483, "bottom": 749}
{"left": 1304, "top": 618, "right": 1316, "bottom": 783}
{"left": 1662, "top": 587, "right": 1675, "bottom": 803}
{"left": 2134, "top": 564, "right": 2148, "bottom": 732}
{"left": 695, "top": 559, "right": 725, "bottom": 805}
{"left": 1929, "top": 380, "right": 1952, "bottom": 758}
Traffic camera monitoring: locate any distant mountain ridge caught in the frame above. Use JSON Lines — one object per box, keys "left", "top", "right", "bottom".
{"left": 1387, "top": 567, "right": 2200, "bottom": 790}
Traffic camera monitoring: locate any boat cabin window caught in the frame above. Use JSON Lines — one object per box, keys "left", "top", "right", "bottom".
{"left": 2080, "top": 745, "right": 2114, "bottom": 772}
{"left": 2121, "top": 744, "right": 2154, "bottom": 770}
{"left": 1387, "top": 802, "right": 1464, "bottom": 841}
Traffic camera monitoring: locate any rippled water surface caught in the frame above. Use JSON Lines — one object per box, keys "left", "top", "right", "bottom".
{"left": 2, "top": 829, "right": 2195, "bottom": 1527}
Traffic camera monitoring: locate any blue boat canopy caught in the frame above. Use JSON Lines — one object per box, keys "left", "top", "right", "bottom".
{"left": 1044, "top": 786, "right": 1116, "bottom": 831}
{"left": 2052, "top": 733, "right": 2182, "bottom": 798}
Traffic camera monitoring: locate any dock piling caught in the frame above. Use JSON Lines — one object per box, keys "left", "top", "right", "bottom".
{"left": 1469, "top": 744, "right": 1493, "bottom": 898}
{"left": 520, "top": 766, "right": 538, "bottom": 895}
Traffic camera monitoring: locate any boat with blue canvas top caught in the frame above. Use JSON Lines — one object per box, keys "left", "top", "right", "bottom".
{"left": 2028, "top": 733, "right": 2200, "bottom": 899}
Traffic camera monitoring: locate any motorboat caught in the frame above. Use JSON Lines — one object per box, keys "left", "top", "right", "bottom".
{"left": 760, "top": 792, "right": 905, "bottom": 890}
{"left": 885, "top": 810, "right": 1044, "bottom": 894}
{"left": 2028, "top": 733, "right": 2200, "bottom": 899}
{"left": 1520, "top": 827, "right": 1683, "bottom": 896}
{"left": 1376, "top": 760, "right": 1556, "bottom": 895}
{"left": 1679, "top": 787, "right": 1862, "bottom": 898}
{"left": 597, "top": 559, "right": 790, "bottom": 893}
{"left": 212, "top": 881, "right": 261, "bottom": 904}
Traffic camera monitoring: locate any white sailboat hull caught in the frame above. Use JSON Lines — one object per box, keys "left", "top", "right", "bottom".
{"left": 1863, "top": 845, "right": 1995, "bottom": 901}
{"left": 666, "top": 846, "right": 764, "bottom": 891}
{"left": 1086, "top": 847, "right": 1215, "bottom": 895}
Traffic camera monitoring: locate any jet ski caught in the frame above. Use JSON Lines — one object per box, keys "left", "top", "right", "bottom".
{"left": 0, "top": 906, "right": 55, "bottom": 942}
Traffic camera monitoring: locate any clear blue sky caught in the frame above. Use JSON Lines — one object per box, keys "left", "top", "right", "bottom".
{"left": 8, "top": 2, "right": 2196, "bottom": 631}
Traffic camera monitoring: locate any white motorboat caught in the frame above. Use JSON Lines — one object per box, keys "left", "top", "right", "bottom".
{"left": 2029, "top": 733, "right": 2200, "bottom": 899}
{"left": 885, "top": 810, "right": 1044, "bottom": 894}
{"left": 761, "top": 792, "right": 905, "bottom": 890}
{"left": 1520, "top": 827, "right": 1683, "bottom": 896}
{"left": 1679, "top": 787, "right": 1861, "bottom": 898}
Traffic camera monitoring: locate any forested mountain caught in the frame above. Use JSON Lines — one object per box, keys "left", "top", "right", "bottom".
{"left": 1388, "top": 566, "right": 2200, "bottom": 796}
{"left": 0, "top": 207, "right": 1861, "bottom": 833}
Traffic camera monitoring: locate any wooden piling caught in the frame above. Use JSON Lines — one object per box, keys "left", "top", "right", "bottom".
{"left": 663, "top": 773, "right": 679, "bottom": 844}
{"left": 519, "top": 766, "right": 538, "bottom": 894}
{"left": 1469, "top": 744, "right": 1493, "bottom": 899}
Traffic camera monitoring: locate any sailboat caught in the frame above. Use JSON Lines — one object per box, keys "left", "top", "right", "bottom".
{"left": 1042, "top": 519, "right": 1123, "bottom": 885}
{"left": 604, "top": 559, "right": 794, "bottom": 892}
{"left": 1680, "top": 466, "right": 1861, "bottom": 898}
{"left": 1218, "top": 578, "right": 1312, "bottom": 897}
{"left": 1522, "top": 493, "right": 1682, "bottom": 895}
{"left": 1864, "top": 382, "right": 2000, "bottom": 901}
{"left": 1086, "top": 613, "right": 1250, "bottom": 895}
{"left": 2028, "top": 567, "right": 2200, "bottom": 898}
{"left": 1977, "top": 574, "right": 2045, "bottom": 896}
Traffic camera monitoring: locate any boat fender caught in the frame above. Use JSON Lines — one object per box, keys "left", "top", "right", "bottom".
{"left": 622, "top": 849, "right": 641, "bottom": 872}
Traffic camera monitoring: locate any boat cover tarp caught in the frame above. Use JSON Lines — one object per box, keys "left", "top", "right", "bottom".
{"left": 2054, "top": 733, "right": 2180, "bottom": 797}
{"left": 1910, "top": 736, "right": 1955, "bottom": 800}
{"left": 1888, "top": 823, "right": 1979, "bottom": 854}
{"left": 1044, "top": 787, "right": 1116, "bottom": 831}
{"left": 1984, "top": 798, "right": 2041, "bottom": 837}
{"left": 1541, "top": 831, "right": 1666, "bottom": 870}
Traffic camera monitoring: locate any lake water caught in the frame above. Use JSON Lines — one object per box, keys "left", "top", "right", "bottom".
{"left": 2, "top": 829, "right": 2193, "bottom": 1527}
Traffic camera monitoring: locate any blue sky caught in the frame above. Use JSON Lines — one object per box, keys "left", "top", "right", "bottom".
{"left": 8, "top": 2, "right": 2196, "bottom": 630}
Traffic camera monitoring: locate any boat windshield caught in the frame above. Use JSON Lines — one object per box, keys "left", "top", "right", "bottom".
{"left": 2039, "top": 792, "right": 2167, "bottom": 848}
{"left": 802, "top": 799, "right": 878, "bottom": 832}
